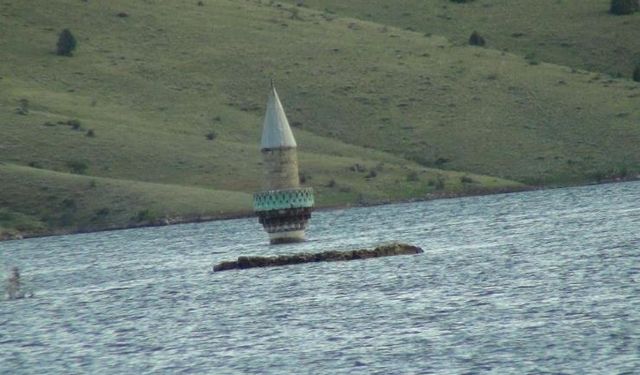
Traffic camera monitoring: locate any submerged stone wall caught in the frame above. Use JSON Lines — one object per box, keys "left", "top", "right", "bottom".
{"left": 212, "top": 243, "right": 423, "bottom": 272}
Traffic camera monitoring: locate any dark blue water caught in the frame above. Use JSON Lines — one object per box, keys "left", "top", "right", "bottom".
{"left": 2, "top": 182, "right": 640, "bottom": 374}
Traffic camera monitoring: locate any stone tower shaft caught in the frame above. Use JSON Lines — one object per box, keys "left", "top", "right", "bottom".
{"left": 261, "top": 147, "right": 300, "bottom": 190}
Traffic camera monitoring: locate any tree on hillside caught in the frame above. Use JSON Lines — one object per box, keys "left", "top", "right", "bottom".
{"left": 610, "top": 0, "right": 639, "bottom": 15}
{"left": 56, "top": 29, "right": 77, "bottom": 56}
{"left": 633, "top": 64, "right": 640, "bottom": 82}
{"left": 468, "top": 31, "right": 485, "bottom": 46}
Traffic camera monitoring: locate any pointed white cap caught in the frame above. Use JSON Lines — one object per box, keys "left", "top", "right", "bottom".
{"left": 261, "top": 84, "right": 297, "bottom": 150}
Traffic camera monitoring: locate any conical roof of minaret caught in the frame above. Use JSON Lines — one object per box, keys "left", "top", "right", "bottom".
{"left": 260, "top": 85, "right": 297, "bottom": 150}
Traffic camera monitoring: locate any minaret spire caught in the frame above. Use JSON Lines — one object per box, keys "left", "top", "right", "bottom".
{"left": 260, "top": 83, "right": 297, "bottom": 149}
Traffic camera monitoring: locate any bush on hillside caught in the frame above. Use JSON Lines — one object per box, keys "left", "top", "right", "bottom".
{"left": 95, "top": 208, "right": 110, "bottom": 218}
{"left": 450, "top": 0, "right": 475, "bottom": 3}
{"left": 349, "top": 163, "right": 367, "bottom": 173}
{"left": 469, "top": 31, "right": 485, "bottom": 46}
{"left": 428, "top": 176, "right": 446, "bottom": 190}
{"left": 525, "top": 52, "right": 540, "bottom": 65}
{"left": 134, "top": 209, "right": 153, "bottom": 223}
{"left": 460, "top": 175, "right": 474, "bottom": 184}
{"left": 633, "top": 64, "right": 640, "bottom": 82}
{"left": 67, "top": 160, "right": 88, "bottom": 174}
{"left": 16, "top": 98, "right": 29, "bottom": 115}
{"left": 67, "top": 119, "right": 82, "bottom": 130}
{"left": 609, "top": 0, "right": 639, "bottom": 15}
{"left": 406, "top": 171, "right": 419, "bottom": 182}
{"left": 56, "top": 29, "right": 77, "bottom": 56}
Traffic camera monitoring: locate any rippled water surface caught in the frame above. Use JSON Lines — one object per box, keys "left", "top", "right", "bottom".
{"left": 2, "top": 182, "right": 640, "bottom": 374}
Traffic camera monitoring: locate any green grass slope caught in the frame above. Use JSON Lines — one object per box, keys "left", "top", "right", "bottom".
{"left": 0, "top": 0, "right": 638, "bottom": 238}
{"left": 0, "top": 163, "right": 253, "bottom": 237}
{"left": 284, "top": 0, "right": 640, "bottom": 77}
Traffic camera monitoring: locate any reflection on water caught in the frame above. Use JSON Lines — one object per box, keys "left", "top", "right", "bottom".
{"left": 1, "top": 181, "right": 639, "bottom": 374}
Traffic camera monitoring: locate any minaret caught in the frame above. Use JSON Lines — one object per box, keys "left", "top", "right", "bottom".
{"left": 253, "top": 83, "right": 314, "bottom": 244}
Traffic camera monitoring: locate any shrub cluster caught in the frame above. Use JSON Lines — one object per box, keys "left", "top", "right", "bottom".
{"left": 406, "top": 171, "right": 419, "bottom": 182}
{"left": 610, "top": 0, "right": 639, "bottom": 15}
{"left": 469, "top": 31, "right": 485, "bottom": 46}
{"left": 205, "top": 131, "right": 217, "bottom": 140}
{"left": 56, "top": 29, "right": 76, "bottom": 56}
{"left": 67, "top": 119, "right": 82, "bottom": 130}
{"left": 67, "top": 160, "right": 88, "bottom": 174}
{"left": 16, "top": 99, "right": 29, "bottom": 115}
{"left": 460, "top": 176, "right": 474, "bottom": 184}
{"left": 134, "top": 209, "right": 152, "bottom": 223}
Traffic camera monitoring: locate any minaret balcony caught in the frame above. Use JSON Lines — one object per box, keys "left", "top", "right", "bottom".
{"left": 253, "top": 187, "right": 315, "bottom": 212}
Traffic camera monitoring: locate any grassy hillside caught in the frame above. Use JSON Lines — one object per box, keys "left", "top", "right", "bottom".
{"left": 0, "top": 0, "right": 638, "bottom": 238}
{"left": 284, "top": 0, "right": 640, "bottom": 78}
{"left": 0, "top": 163, "right": 253, "bottom": 237}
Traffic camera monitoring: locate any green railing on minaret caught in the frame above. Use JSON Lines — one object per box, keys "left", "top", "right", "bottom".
{"left": 253, "top": 187, "right": 315, "bottom": 212}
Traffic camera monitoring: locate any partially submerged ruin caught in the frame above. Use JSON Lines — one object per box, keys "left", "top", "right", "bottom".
{"left": 253, "top": 83, "right": 314, "bottom": 244}
{"left": 212, "top": 243, "right": 423, "bottom": 272}
{"left": 4, "top": 267, "right": 32, "bottom": 300}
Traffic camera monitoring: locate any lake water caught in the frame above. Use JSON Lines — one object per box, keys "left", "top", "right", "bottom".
{"left": 1, "top": 182, "right": 639, "bottom": 374}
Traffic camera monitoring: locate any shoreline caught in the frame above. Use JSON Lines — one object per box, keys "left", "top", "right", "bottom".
{"left": 2, "top": 178, "right": 637, "bottom": 242}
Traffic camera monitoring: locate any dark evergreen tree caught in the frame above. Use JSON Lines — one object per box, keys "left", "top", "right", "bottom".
{"left": 56, "top": 29, "right": 77, "bottom": 56}
{"left": 633, "top": 64, "right": 640, "bottom": 82}
{"left": 610, "top": 0, "right": 639, "bottom": 15}
{"left": 468, "top": 31, "right": 485, "bottom": 46}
